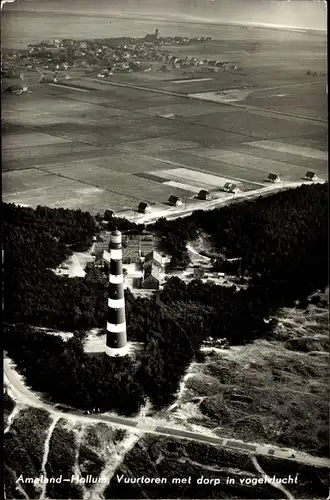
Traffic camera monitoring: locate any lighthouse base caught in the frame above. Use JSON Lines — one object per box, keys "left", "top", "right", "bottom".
{"left": 105, "top": 344, "right": 129, "bottom": 357}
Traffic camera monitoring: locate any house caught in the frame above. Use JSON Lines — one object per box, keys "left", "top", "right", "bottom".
{"left": 102, "top": 249, "right": 111, "bottom": 264}
{"left": 121, "top": 234, "right": 155, "bottom": 264}
{"left": 139, "top": 234, "right": 155, "bottom": 257}
{"left": 104, "top": 209, "right": 116, "bottom": 220}
{"left": 268, "top": 173, "right": 280, "bottom": 183}
{"left": 198, "top": 189, "right": 211, "bottom": 200}
{"left": 170, "top": 56, "right": 179, "bottom": 64}
{"left": 305, "top": 171, "right": 318, "bottom": 181}
{"left": 160, "top": 64, "right": 172, "bottom": 72}
{"left": 102, "top": 233, "right": 150, "bottom": 267}
{"left": 193, "top": 267, "right": 205, "bottom": 279}
{"left": 143, "top": 264, "right": 160, "bottom": 289}
{"left": 40, "top": 75, "right": 55, "bottom": 83}
{"left": 143, "top": 250, "right": 164, "bottom": 269}
{"left": 122, "top": 246, "right": 141, "bottom": 264}
{"left": 138, "top": 201, "right": 152, "bottom": 214}
{"left": 122, "top": 234, "right": 140, "bottom": 263}
{"left": 168, "top": 195, "right": 183, "bottom": 207}
{"left": 223, "top": 182, "right": 240, "bottom": 194}
{"left": 4, "top": 84, "right": 28, "bottom": 94}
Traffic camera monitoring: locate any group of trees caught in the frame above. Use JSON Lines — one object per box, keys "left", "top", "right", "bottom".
{"left": 3, "top": 204, "right": 152, "bottom": 330}
{"left": 3, "top": 277, "right": 270, "bottom": 413}
{"left": 3, "top": 183, "right": 328, "bottom": 415}
{"left": 4, "top": 323, "right": 144, "bottom": 415}
{"left": 151, "top": 216, "right": 198, "bottom": 268}
{"left": 105, "top": 216, "right": 145, "bottom": 233}
{"left": 3, "top": 274, "right": 273, "bottom": 413}
{"left": 3, "top": 203, "right": 104, "bottom": 330}
{"left": 151, "top": 183, "right": 328, "bottom": 306}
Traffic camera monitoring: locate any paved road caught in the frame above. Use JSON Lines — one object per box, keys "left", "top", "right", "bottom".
{"left": 4, "top": 357, "right": 330, "bottom": 469}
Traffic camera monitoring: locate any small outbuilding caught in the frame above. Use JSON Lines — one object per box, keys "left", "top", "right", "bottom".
{"left": 268, "top": 173, "right": 281, "bottom": 183}
{"left": 138, "top": 201, "right": 152, "bottom": 214}
{"left": 305, "top": 171, "right": 318, "bottom": 181}
{"left": 198, "top": 189, "right": 211, "bottom": 200}
{"left": 223, "top": 182, "right": 240, "bottom": 193}
{"left": 168, "top": 195, "right": 183, "bottom": 207}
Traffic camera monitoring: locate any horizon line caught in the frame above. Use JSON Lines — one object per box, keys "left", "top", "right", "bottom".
{"left": 2, "top": 8, "right": 327, "bottom": 34}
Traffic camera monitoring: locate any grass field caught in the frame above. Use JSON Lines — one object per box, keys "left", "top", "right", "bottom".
{"left": 2, "top": 29, "right": 327, "bottom": 214}
{"left": 164, "top": 291, "right": 329, "bottom": 458}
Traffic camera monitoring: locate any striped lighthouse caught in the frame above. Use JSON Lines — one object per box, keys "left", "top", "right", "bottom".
{"left": 106, "top": 229, "right": 128, "bottom": 357}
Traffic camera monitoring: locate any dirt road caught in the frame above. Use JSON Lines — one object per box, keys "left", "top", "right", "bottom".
{"left": 4, "top": 357, "right": 330, "bottom": 469}
{"left": 130, "top": 181, "right": 312, "bottom": 225}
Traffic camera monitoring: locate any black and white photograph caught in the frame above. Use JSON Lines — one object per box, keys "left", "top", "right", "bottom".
{"left": 2, "top": 0, "right": 328, "bottom": 499}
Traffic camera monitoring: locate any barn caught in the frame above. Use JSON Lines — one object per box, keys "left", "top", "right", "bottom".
{"left": 198, "top": 190, "right": 211, "bottom": 200}
{"left": 168, "top": 195, "right": 183, "bottom": 206}
{"left": 223, "top": 182, "right": 240, "bottom": 193}
{"left": 305, "top": 171, "right": 318, "bottom": 181}
{"left": 268, "top": 173, "right": 281, "bottom": 183}
{"left": 138, "top": 201, "right": 152, "bottom": 214}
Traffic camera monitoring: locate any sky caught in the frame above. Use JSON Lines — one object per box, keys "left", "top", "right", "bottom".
{"left": 2, "top": 0, "right": 327, "bottom": 30}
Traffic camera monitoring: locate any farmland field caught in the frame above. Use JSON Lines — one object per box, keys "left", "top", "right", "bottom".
{"left": 2, "top": 131, "right": 73, "bottom": 149}
{"left": 2, "top": 23, "right": 327, "bottom": 214}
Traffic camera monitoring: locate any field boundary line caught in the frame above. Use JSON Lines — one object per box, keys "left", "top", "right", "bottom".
{"left": 32, "top": 166, "right": 160, "bottom": 205}
{"left": 248, "top": 80, "right": 326, "bottom": 94}
{"left": 5, "top": 122, "right": 106, "bottom": 150}
{"left": 83, "top": 77, "right": 327, "bottom": 124}
{"left": 138, "top": 154, "right": 267, "bottom": 188}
